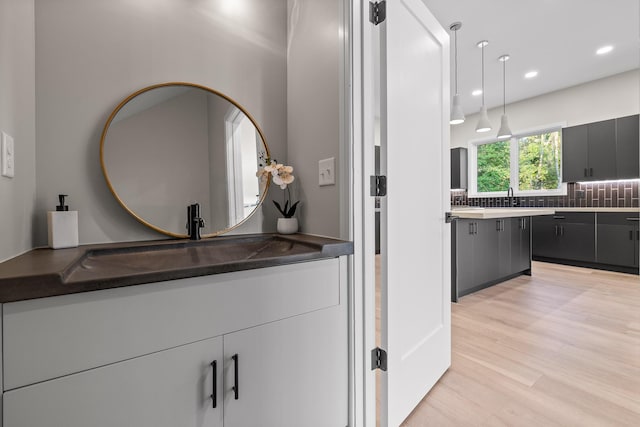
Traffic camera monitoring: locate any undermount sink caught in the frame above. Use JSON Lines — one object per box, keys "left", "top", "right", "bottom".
{"left": 64, "top": 234, "right": 328, "bottom": 284}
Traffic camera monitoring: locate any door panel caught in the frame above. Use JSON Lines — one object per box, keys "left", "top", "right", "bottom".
{"left": 587, "top": 119, "right": 617, "bottom": 180}
{"left": 379, "top": 0, "right": 451, "bottom": 425}
{"left": 615, "top": 115, "right": 640, "bottom": 179}
{"left": 562, "top": 125, "right": 588, "bottom": 182}
{"left": 4, "top": 337, "right": 223, "bottom": 427}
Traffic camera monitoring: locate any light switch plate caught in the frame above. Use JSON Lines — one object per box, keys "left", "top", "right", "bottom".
{"left": 319, "top": 157, "right": 336, "bottom": 186}
{"left": 1, "top": 131, "right": 15, "bottom": 178}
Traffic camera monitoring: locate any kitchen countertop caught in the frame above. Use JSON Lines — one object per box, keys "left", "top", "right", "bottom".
{"left": 451, "top": 207, "right": 556, "bottom": 219}
{"left": 452, "top": 206, "right": 639, "bottom": 219}
{"left": 0, "top": 233, "right": 354, "bottom": 303}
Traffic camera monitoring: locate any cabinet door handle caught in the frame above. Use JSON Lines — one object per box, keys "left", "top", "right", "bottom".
{"left": 496, "top": 220, "right": 501, "bottom": 231}
{"left": 584, "top": 168, "right": 588, "bottom": 177}
{"left": 630, "top": 230, "right": 634, "bottom": 241}
{"left": 560, "top": 226, "right": 564, "bottom": 236}
{"left": 469, "top": 222, "right": 474, "bottom": 235}
{"left": 637, "top": 230, "right": 639, "bottom": 241}
{"left": 210, "top": 360, "right": 217, "bottom": 408}
{"left": 553, "top": 216, "right": 565, "bottom": 220}
{"left": 554, "top": 225, "right": 558, "bottom": 236}
{"left": 474, "top": 222, "right": 478, "bottom": 235}
{"left": 590, "top": 168, "right": 593, "bottom": 177}
{"left": 232, "top": 354, "right": 239, "bottom": 400}
{"left": 626, "top": 217, "right": 640, "bottom": 222}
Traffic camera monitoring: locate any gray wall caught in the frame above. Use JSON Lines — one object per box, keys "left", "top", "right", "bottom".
{"left": 0, "top": 0, "right": 36, "bottom": 262}
{"left": 34, "top": 0, "right": 287, "bottom": 245}
{"left": 287, "top": 0, "right": 342, "bottom": 238}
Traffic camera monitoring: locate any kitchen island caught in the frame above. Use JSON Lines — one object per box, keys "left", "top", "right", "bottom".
{"left": 450, "top": 207, "right": 555, "bottom": 301}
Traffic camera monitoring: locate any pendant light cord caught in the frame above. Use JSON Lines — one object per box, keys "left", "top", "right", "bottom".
{"left": 481, "top": 43, "right": 485, "bottom": 106}
{"left": 503, "top": 59, "right": 506, "bottom": 114}
{"left": 454, "top": 29, "right": 459, "bottom": 96}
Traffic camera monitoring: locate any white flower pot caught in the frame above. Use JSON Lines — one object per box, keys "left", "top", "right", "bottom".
{"left": 277, "top": 217, "right": 298, "bottom": 234}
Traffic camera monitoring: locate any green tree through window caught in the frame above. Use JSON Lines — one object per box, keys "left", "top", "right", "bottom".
{"left": 477, "top": 141, "right": 510, "bottom": 192}
{"left": 518, "top": 131, "right": 561, "bottom": 190}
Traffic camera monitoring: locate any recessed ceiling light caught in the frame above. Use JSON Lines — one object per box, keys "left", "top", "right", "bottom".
{"left": 472, "top": 89, "right": 483, "bottom": 96}
{"left": 524, "top": 71, "right": 538, "bottom": 79}
{"left": 596, "top": 45, "right": 613, "bottom": 55}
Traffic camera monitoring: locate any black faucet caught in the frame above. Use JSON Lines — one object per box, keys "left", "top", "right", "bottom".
{"left": 507, "top": 187, "right": 517, "bottom": 207}
{"left": 187, "top": 203, "right": 205, "bottom": 240}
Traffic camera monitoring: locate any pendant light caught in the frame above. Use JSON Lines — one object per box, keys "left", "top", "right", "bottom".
{"left": 475, "top": 40, "right": 492, "bottom": 133}
{"left": 497, "top": 54, "right": 513, "bottom": 139}
{"left": 449, "top": 22, "right": 465, "bottom": 125}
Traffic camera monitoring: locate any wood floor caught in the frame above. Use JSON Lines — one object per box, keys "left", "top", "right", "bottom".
{"left": 384, "top": 261, "right": 640, "bottom": 426}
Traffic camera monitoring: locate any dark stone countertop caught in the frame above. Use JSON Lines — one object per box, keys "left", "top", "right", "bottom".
{"left": 0, "top": 233, "right": 353, "bottom": 303}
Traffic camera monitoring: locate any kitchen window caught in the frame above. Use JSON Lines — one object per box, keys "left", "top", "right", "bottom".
{"left": 468, "top": 125, "right": 566, "bottom": 197}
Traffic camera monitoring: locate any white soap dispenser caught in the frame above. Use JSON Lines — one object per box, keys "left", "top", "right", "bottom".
{"left": 47, "top": 194, "right": 79, "bottom": 249}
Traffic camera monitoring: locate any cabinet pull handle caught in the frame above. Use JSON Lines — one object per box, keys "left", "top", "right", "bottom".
{"left": 626, "top": 217, "right": 640, "bottom": 221}
{"left": 232, "top": 354, "right": 239, "bottom": 400}
{"left": 554, "top": 225, "right": 558, "bottom": 236}
{"left": 590, "top": 168, "right": 593, "bottom": 177}
{"left": 630, "top": 230, "right": 634, "bottom": 241}
{"left": 553, "top": 216, "right": 565, "bottom": 220}
{"left": 210, "top": 360, "right": 217, "bottom": 408}
{"left": 474, "top": 222, "right": 478, "bottom": 235}
{"left": 560, "top": 226, "right": 564, "bottom": 236}
{"left": 496, "top": 220, "right": 501, "bottom": 231}
{"left": 584, "top": 168, "right": 588, "bottom": 177}
{"left": 469, "top": 222, "right": 474, "bottom": 235}
{"left": 637, "top": 230, "right": 639, "bottom": 241}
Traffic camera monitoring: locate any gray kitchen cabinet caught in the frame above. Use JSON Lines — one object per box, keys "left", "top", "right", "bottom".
{"left": 562, "top": 125, "right": 589, "bottom": 182}
{"left": 453, "top": 217, "right": 530, "bottom": 301}
{"left": 615, "top": 115, "right": 640, "bottom": 179}
{"left": 496, "top": 219, "right": 512, "bottom": 278}
{"left": 596, "top": 212, "right": 639, "bottom": 268}
{"left": 563, "top": 115, "right": 639, "bottom": 182}
{"left": 450, "top": 147, "right": 467, "bottom": 189}
{"left": 587, "top": 119, "right": 617, "bottom": 180}
{"left": 532, "top": 213, "right": 596, "bottom": 262}
{"left": 510, "top": 217, "right": 531, "bottom": 273}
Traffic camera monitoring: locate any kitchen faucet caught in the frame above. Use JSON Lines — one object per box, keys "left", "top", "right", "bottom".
{"left": 506, "top": 187, "right": 517, "bottom": 207}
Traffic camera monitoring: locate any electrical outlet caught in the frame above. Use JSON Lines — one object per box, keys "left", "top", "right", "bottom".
{"left": 1, "top": 131, "right": 15, "bottom": 178}
{"left": 319, "top": 157, "right": 336, "bottom": 186}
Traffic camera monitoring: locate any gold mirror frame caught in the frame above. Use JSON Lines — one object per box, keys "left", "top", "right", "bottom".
{"left": 99, "top": 82, "right": 270, "bottom": 238}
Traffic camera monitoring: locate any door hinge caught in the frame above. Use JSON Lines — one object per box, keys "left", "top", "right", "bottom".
{"left": 369, "top": 1, "right": 386, "bottom": 25}
{"left": 371, "top": 347, "right": 387, "bottom": 371}
{"left": 370, "top": 175, "right": 387, "bottom": 197}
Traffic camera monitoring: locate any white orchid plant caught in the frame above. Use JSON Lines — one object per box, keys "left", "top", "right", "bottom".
{"left": 257, "top": 155, "right": 299, "bottom": 218}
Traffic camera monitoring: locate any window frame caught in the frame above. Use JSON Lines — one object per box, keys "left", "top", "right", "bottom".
{"left": 468, "top": 122, "right": 567, "bottom": 198}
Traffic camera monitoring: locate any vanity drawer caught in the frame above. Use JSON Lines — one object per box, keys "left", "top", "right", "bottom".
{"left": 3, "top": 257, "right": 341, "bottom": 390}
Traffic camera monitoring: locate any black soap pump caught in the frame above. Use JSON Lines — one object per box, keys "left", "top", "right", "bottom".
{"left": 47, "top": 194, "right": 79, "bottom": 249}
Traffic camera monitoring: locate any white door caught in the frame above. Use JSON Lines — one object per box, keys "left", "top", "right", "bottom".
{"left": 378, "top": 0, "right": 451, "bottom": 425}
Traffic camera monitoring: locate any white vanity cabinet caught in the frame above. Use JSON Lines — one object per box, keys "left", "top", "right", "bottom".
{"left": 1, "top": 257, "right": 348, "bottom": 427}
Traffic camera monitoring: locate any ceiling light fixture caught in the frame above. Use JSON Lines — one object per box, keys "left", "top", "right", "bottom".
{"left": 475, "top": 40, "right": 491, "bottom": 133}
{"left": 524, "top": 70, "right": 538, "bottom": 79}
{"left": 472, "top": 89, "right": 483, "bottom": 96}
{"left": 497, "top": 54, "right": 512, "bottom": 139}
{"left": 449, "top": 22, "right": 465, "bottom": 125}
{"left": 596, "top": 45, "right": 613, "bottom": 55}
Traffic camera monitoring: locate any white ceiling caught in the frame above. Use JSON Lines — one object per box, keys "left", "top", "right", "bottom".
{"left": 422, "top": 0, "right": 640, "bottom": 115}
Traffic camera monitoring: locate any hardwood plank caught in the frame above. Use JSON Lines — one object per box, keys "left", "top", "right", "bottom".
{"left": 395, "top": 261, "right": 640, "bottom": 426}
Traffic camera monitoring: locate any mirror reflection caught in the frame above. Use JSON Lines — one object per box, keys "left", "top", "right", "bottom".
{"left": 100, "top": 83, "right": 269, "bottom": 237}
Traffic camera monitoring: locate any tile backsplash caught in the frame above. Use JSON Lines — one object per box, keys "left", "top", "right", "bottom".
{"left": 451, "top": 180, "right": 639, "bottom": 208}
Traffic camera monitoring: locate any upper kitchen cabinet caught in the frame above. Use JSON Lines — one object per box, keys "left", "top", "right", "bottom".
{"left": 615, "top": 115, "right": 640, "bottom": 179}
{"left": 562, "top": 115, "right": 640, "bottom": 182}
{"left": 451, "top": 147, "right": 467, "bottom": 189}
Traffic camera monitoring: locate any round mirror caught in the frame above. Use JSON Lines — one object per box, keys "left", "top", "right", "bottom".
{"left": 100, "top": 82, "right": 270, "bottom": 238}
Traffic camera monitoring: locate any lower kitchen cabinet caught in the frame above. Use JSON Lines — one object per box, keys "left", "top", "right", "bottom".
{"left": 452, "top": 217, "right": 531, "bottom": 301}
{"left": 532, "top": 212, "right": 639, "bottom": 274}
{"left": 532, "top": 213, "right": 595, "bottom": 262}
{"left": 596, "top": 212, "right": 639, "bottom": 268}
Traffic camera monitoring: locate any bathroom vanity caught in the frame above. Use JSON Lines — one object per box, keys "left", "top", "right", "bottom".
{"left": 0, "top": 234, "right": 353, "bottom": 427}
